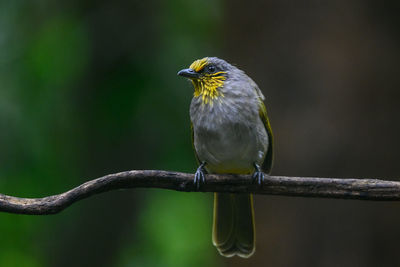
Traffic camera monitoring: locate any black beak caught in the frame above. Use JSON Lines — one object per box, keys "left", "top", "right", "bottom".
{"left": 177, "top": 68, "right": 199, "bottom": 79}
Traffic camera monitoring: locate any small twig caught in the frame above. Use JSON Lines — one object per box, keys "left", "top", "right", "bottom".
{"left": 0, "top": 170, "right": 399, "bottom": 215}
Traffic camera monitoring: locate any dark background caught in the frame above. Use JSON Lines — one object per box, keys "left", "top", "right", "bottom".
{"left": 1, "top": 1, "right": 399, "bottom": 266}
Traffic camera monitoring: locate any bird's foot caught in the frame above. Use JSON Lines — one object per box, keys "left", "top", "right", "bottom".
{"left": 194, "top": 162, "right": 207, "bottom": 189}
{"left": 252, "top": 163, "right": 265, "bottom": 185}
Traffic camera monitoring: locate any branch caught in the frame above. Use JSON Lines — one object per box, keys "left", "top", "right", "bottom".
{"left": 1, "top": 170, "right": 399, "bottom": 215}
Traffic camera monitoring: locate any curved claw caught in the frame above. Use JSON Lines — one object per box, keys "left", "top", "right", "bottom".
{"left": 194, "top": 162, "right": 207, "bottom": 189}
{"left": 252, "top": 163, "right": 265, "bottom": 185}
{"left": 252, "top": 171, "right": 265, "bottom": 185}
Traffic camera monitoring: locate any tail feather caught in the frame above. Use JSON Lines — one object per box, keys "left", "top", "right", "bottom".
{"left": 212, "top": 193, "right": 255, "bottom": 258}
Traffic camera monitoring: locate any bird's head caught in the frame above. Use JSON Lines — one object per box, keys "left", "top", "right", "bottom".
{"left": 178, "top": 57, "right": 231, "bottom": 105}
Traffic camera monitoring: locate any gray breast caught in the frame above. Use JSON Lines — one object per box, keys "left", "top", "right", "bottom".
{"left": 190, "top": 90, "right": 268, "bottom": 174}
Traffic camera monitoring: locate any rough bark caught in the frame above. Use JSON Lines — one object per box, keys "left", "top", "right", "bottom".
{"left": 1, "top": 170, "right": 399, "bottom": 215}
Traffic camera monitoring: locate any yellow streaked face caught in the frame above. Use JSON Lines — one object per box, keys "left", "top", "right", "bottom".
{"left": 178, "top": 58, "right": 227, "bottom": 105}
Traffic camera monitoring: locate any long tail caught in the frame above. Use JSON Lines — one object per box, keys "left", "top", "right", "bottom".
{"left": 212, "top": 193, "right": 255, "bottom": 258}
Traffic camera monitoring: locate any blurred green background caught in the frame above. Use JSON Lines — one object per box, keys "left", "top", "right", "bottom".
{"left": 1, "top": 1, "right": 400, "bottom": 266}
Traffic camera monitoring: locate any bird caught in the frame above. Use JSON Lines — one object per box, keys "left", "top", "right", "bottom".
{"left": 177, "top": 57, "right": 273, "bottom": 258}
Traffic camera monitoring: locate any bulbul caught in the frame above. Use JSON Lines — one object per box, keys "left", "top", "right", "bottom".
{"left": 178, "top": 57, "right": 273, "bottom": 258}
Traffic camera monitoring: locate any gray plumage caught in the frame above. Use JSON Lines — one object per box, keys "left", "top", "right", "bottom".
{"left": 182, "top": 57, "right": 273, "bottom": 258}
{"left": 190, "top": 58, "right": 269, "bottom": 175}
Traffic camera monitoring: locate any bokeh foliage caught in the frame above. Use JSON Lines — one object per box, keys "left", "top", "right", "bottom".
{"left": 3, "top": 1, "right": 400, "bottom": 267}
{"left": 0, "top": 0, "right": 222, "bottom": 266}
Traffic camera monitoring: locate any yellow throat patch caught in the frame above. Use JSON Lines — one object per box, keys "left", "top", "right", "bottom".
{"left": 189, "top": 57, "right": 226, "bottom": 105}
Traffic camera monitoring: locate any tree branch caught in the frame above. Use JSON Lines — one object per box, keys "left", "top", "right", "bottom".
{"left": 1, "top": 170, "right": 399, "bottom": 215}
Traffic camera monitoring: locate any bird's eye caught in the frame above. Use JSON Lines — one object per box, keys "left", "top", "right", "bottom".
{"left": 207, "top": 65, "right": 216, "bottom": 73}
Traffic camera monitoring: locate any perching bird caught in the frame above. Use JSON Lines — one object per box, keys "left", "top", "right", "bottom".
{"left": 177, "top": 57, "right": 273, "bottom": 258}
